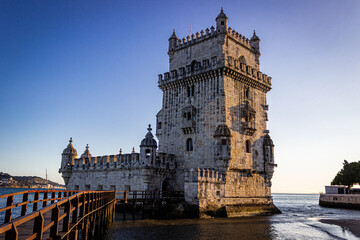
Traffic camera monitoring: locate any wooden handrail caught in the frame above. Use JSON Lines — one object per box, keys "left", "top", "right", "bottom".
{"left": 0, "top": 190, "right": 116, "bottom": 239}
{"left": 0, "top": 190, "right": 81, "bottom": 225}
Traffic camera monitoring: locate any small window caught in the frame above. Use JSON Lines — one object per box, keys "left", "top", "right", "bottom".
{"left": 97, "top": 185, "right": 103, "bottom": 190}
{"left": 85, "top": 185, "right": 90, "bottom": 190}
{"left": 187, "top": 85, "right": 195, "bottom": 97}
{"left": 187, "top": 112, "right": 192, "bottom": 120}
{"left": 191, "top": 61, "right": 197, "bottom": 72}
{"left": 75, "top": 185, "right": 79, "bottom": 190}
{"left": 186, "top": 138, "right": 193, "bottom": 151}
{"left": 246, "top": 140, "right": 251, "bottom": 153}
{"left": 157, "top": 122, "right": 162, "bottom": 129}
{"left": 145, "top": 149, "right": 151, "bottom": 157}
{"left": 221, "top": 139, "right": 227, "bottom": 145}
{"left": 110, "top": 185, "right": 116, "bottom": 190}
{"left": 245, "top": 87, "right": 250, "bottom": 99}
{"left": 221, "top": 21, "right": 224, "bottom": 25}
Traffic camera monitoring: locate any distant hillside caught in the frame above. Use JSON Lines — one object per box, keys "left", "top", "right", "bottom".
{"left": 0, "top": 172, "right": 64, "bottom": 189}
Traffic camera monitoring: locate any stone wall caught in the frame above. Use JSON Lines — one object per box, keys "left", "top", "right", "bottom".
{"left": 184, "top": 168, "right": 276, "bottom": 217}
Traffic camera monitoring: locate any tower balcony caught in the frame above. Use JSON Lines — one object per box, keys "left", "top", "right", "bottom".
{"left": 182, "top": 120, "right": 196, "bottom": 134}
{"left": 241, "top": 123, "right": 256, "bottom": 136}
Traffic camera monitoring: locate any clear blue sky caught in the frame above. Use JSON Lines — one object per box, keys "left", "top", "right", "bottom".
{"left": 1, "top": 0, "right": 359, "bottom": 193}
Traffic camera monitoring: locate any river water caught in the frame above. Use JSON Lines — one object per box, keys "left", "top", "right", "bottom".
{"left": 1, "top": 189, "right": 359, "bottom": 239}
{"left": 105, "top": 194, "right": 360, "bottom": 240}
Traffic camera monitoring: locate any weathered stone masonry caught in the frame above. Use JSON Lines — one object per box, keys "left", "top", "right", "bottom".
{"left": 59, "top": 9, "right": 279, "bottom": 217}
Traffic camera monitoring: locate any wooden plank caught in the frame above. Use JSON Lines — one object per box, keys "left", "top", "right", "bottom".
{"left": 21, "top": 193, "right": 29, "bottom": 216}
{"left": 42, "top": 192, "right": 48, "bottom": 208}
{"left": 32, "top": 192, "right": 39, "bottom": 212}
{"left": 4, "top": 223, "right": 18, "bottom": 240}
{"left": 51, "top": 192, "right": 56, "bottom": 204}
{"left": 32, "top": 212, "right": 44, "bottom": 240}
{"left": 62, "top": 200, "right": 71, "bottom": 233}
{"left": 4, "top": 196, "right": 13, "bottom": 224}
{"left": 49, "top": 205, "right": 60, "bottom": 238}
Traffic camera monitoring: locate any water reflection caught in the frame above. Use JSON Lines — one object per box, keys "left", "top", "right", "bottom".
{"left": 105, "top": 217, "right": 275, "bottom": 240}
{"left": 105, "top": 194, "right": 360, "bottom": 240}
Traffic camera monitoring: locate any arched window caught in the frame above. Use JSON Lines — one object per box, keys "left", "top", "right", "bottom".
{"left": 186, "top": 138, "right": 193, "bottom": 151}
{"left": 245, "top": 87, "right": 250, "bottom": 99}
{"left": 187, "top": 112, "right": 192, "bottom": 120}
{"left": 191, "top": 60, "right": 197, "bottom": 72}
{"left": 246, "top": 140, "right": 251, "bottom": 153}
{"left": 239, "top": 56, "right": 246, "bottom": 64}
{"left": 145, "top": 149, "right": 151, "bottom": 157}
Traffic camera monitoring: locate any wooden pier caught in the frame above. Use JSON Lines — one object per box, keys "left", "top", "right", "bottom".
{"left": 0, "top": 190, "right": 184, "bottom": 239}
{"left": 0, "top": 190, "right": 116, "bottom": 240}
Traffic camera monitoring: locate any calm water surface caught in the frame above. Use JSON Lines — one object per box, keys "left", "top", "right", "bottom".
{"left": 105, "top": 194, "right": 360, "bottom": 240}
{"left": 1, "top": 189, "right": 359, "bottom": 239}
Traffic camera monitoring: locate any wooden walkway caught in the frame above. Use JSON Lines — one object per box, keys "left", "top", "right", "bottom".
{"left": 0, "top": 190, "right": 115, "bottom": 240}
{"left": 0, "top": 190, "right": 184, "bottom": 239}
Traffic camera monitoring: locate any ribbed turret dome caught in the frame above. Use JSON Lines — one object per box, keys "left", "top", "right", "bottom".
{"left": 214, "top": 124, "right": 231, "bottom": 137}
{"left": 62, "top": 138, "right": 77, "bottom": 155}
{"left": 250, "top": 30, "right": 260, "bottom": 41}
{"left": 140, "top": 124, "right": 157, "bottom": 147}
{"left": 81, "top": 144, "right": 92, "bottom": 158}
{"left": 216, "top": 8, "right": 228, "bottom": 20}
{"left": 263, "top": 134, "right": 274, "bottom": 146}
{"left": 169, "top": 29, "right": 178, "bottom": 40}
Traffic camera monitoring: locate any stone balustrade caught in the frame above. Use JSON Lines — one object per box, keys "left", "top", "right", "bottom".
{"left": 185, "top": 168, "right": 226, "bottom": 183}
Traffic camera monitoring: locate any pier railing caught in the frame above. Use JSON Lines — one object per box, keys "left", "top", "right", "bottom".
{"left": 0, "top": 190, "right": 80, "bottom": 225}
{"left": 0, "top": 190, "right": 116, "bottom": 240}
{"left": 116, "top": 190, "right": 184, "bottom": 203}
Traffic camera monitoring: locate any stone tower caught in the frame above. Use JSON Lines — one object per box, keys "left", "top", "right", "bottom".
{"left": 60, "top": 138, "right": 78, "bottom": 185}
{"left": 139, "top": 124, "right": 157, "bottom": 166}
{"left": 157, "top": 9, "right": 278, "bottom": 216}
{"left": 59, "top": 9, "right": 278, "bottom": 217}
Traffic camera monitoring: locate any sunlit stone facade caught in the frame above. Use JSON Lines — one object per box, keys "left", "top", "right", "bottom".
{"left": 59, "top": 9, "right": 279, "bottom": 217}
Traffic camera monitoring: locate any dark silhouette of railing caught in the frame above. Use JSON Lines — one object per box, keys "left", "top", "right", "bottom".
{"left": 116, "top": 190, "right": 184, "bottom": 203}
{"left": 115, "top": 191, "right": 185, "bottom": 220}
{"left": 0, "top": 190, "right": 115, "bottom": 240}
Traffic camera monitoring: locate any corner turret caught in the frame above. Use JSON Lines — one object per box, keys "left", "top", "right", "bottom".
{"left": 168, "top": 29, "right": 178, "bottom": 54}
{"left": 250, "top": 30, "right": 261, "bottom": 63}
{"left": 59, "top": 138, "right": 77, "bottom": 185}
{"left": 140, "top": 124, "right": 157, "bottom": 166}
{"left": 216, "top": 8, "right": 228, "bottom": 33}
{"left": 81, "top": 144, "right": 92, "bottom": 159}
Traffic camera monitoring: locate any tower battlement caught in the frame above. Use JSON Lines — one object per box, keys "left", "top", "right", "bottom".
{"left": 170, "top": 27, "right": 252, "bottom": 53}
{"left": 158, "top": 61, "right": 272, "bottom": 91}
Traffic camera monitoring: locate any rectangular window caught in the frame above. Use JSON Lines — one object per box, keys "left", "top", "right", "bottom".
{"left": 85, "top": 185, "right": 90, "bottom": 190}
{"left": 75, "top": 185, "right": 79, "bottom": 190}
{"left": 110, "top": 185, "right": 116, "bottom": 190}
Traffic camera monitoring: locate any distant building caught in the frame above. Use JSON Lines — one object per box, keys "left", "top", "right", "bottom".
{"left": 60, "top": 9, "right": 278, "bottom": 216}
{"left": 325, "top": 185, "right": 349, "bottom": 194}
